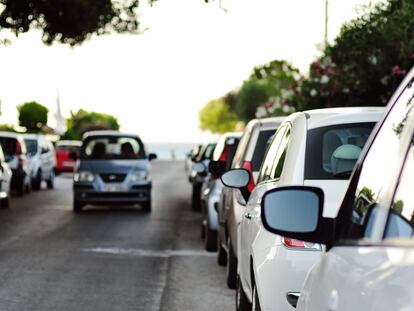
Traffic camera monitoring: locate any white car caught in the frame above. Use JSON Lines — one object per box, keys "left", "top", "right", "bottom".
{"left": 0, "top": 132, "right": 31, "bottom": 196}
{"left": 0, "top": 145, "right": 12, "bottom": 208}
{"left": 222, "top": 107, "right": 384, "bottom": 311}
{"left": 23, "top": 134, "right": 56, "bottom": 190}
{"left": 261, "top": 68, "right": 414, "bottom": 311}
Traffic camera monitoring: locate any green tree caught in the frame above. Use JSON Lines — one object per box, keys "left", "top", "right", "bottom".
{"left": 235, "top": 80, "right": 269, "bottom": 122}
{"left": 62, "top": 109, "right": 120, "bottom": 140}
{"left": 199, "top": 98, "right": 239, "bottom": 134}
{"left": 0, "top": 0, "right": 156, "bottom": 46}
{"left": 0, "top": 124, "right": 16, "bottom": 132}
{"left": 17, "top": 101, "right": 48, "bottom": 132}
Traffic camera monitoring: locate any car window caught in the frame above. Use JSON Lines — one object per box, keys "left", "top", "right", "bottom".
{"left": 384, "top": 137, "right": 414, "bottom": 239}
{"left": 347, "top": 81, "right": 414, "bottom": 239}
{"left": 25, "top": 139, "right": 38, "bottom": 156}
{"left": 0, "top": 138, "right": 17, "bottom": 157}
{"left": 251, "top": 129, "right": 276, "bottom": 171}
{"left": 82, "top": 136, "right": 145, "bottom": 160}
{"left": 270, "top": 126, "right": 291, "bottom": 180}
{"left": 257, "top": 125, "right": 287, "bottom": 183}
{"left": 305, "top": 123, "right": 376, "bottom": 180}
{"left": 232, "top": 126, "right": 252, "bottom": 167}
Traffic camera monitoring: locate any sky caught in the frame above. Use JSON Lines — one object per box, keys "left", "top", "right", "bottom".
{"left": 0, "top": 0, "right": 383, "bottom": 143}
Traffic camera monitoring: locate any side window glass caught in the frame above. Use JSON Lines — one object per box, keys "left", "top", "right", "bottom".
{"left": 385, "top": 138, "right": 414, "bottom": 239}
{"left": 349, "top": 81, "right": 414, "bottom": 239}
{"left": 270, "top": 127, "right": 291, "bottom": 180}
{"left": 257, "top": 126, "right": 286, "bottom": 183}
{"left": 233, "top": 128, "right": 251, "bottom": 167}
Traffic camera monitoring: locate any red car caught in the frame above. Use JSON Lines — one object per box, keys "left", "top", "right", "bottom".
{"left": 55, "top": 140, "right": 82, "bottom": 174}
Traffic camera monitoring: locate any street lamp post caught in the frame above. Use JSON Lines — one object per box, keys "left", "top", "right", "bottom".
{"left": 324, "top": 0, "right": 329, "bottom": 48}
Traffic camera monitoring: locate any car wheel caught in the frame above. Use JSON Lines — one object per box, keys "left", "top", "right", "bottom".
{"left": 204, "top": 221, "right": 217, "bottom": 252}
{"left": 32, "top": 170, "right": 42, "bottom": 191}
{"left": 47, "top": 171, "right": 55, "bottom": 189}
{"left": 191, "top": 183, "right": 201, "bottom": 211}
{"left": 252, "top": 281, "right": 262, "bottom": 311}
{"left": 217, "top": 233, "right": 227, "bottom": 266}
{"left": 73, "top": 199, "right": 83, "bottom": 213}
{"left": 236, "top": 274, "right": 251, "bottom": 311}
{"left": 0, "top": 197, "right": 9, "bottom": 209}
{"left": 226, "top": 238, "right": 237, "bottom": 289}
{"left": 142, "top": 201, "right": 152, "bottom": 213}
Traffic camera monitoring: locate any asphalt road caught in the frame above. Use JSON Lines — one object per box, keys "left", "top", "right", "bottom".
{"left": 0, "top": 161, "right": 233, "bottom": 311}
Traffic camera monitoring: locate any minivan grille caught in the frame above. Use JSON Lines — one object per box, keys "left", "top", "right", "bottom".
{"left": 100, "top": 173, "right": 126, "bottom": 183}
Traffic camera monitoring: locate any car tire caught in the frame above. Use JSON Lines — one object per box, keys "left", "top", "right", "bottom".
{"left": 236, "top": 274, "right": 251, "bottom": 311}
{"left": 32, "top": 170, "right": 42, "bottom": 191}
{"left": 217, "top": 233, "right": 227, "bottom": 266}
{"left": 226, "top": 238, "right": 237, "bottom": 289}
{"left": 204, "top": 222, "right": 217, "bottom": 252}
{"left": 252, "top": 281, "right": 262, "bottom": 311}
{"left": 47, "top": 171, "right": 55, "bottom": 189}
{"left": 191, "top": 183, "right": 201, "bottom": 211}
{"left": 0, "top": 197, "right": 9, "bottom": 209}
{"left": 73, "top": 199, "right": 83, "bottom": 213}
{"left": 142, "top": 201, "right": 152, "bottom": 213}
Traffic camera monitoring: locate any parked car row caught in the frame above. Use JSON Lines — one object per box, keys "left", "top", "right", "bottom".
{"left": 0, "top": 132, "right": 78, "bottom": 209}
{"left": 186, "top": 67, "right": 414, "bottom": 311}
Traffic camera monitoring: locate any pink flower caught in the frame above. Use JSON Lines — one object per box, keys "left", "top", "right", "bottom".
{"left": 392, "top": 65, "right": 403, "bottom": 75}
{"left": 410, "top": 53, "right": 414, "bottom": 60}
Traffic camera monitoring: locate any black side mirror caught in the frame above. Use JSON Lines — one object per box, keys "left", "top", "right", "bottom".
{"left": 221, "top": 169, "right": 251, "bottom": 202}
{"left": 69, "top": 151, "right": 78, "bottom": 161}
{"left": 148, "top": 153, "right": 157, "bottom": 161}
{"left": 208, "top": 160, "right": 226, "bottom": 178}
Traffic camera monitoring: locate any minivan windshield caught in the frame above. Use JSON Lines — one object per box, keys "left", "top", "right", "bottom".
{"left": 24, "top": 139, "right": 38, "bottom": 156}
{"left": 305, "top": 122, "right": 376, "bottom": 180}
{"left": 81, "top": 136, "right": 145, "bottom": 160}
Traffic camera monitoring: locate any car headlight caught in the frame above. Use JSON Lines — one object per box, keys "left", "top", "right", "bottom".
{"left": 130, "top": 171, "right": 147, "bottom": 181}
{"left": 74, "top": 171, "right": 95, "bottom": 182}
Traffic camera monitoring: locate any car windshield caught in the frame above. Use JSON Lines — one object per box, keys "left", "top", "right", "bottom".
{"left": 305, "top": 122, "right": 376, "bottom": 180}
{"left": 24, "top": 139, "right": 38, "bottom": 156}
{"left": 81, "top": 136, "right": 145, "bottom": 160}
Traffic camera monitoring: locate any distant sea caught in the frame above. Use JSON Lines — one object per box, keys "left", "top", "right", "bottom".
{"left": 146, "top": 142, "right": 197, "bottom": 161}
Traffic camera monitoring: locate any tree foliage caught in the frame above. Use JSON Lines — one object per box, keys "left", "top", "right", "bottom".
{"left": 0, "top": 124, "right": 16, "bottom": 132}
{"left": 0, "top": 0, "right": 155, "bottom": 45}
{"left": 199, "top": 98, "right": 239, "bottom": 134}
{"left": 62, "top": 109, "right": 120, "bottom": 140}
{"left": 17, "top": 101, "right": 48, "bottom": 132}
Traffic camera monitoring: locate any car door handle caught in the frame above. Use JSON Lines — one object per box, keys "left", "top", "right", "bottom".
{"left": 244, "top": 212, "right": 252, "bottom": 220}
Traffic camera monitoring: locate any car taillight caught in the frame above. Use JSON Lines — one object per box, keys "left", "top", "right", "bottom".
{"left": 241, "top": 161, "right": 255, "bottom": 192}
{"left": 282, "top": 237, "right": 321, "bottom": 250}
{"left": 15, "top": 141, "right": 22, "bottom": 155}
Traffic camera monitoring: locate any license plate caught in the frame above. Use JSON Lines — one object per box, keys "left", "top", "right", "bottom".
{"left": 104, "top": 184, "right": 122, "bottom": 192}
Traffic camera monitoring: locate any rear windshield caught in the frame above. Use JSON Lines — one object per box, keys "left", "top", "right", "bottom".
{"left": 24, "top": 139, "right": 38, "bottom": 156}
{"left": 251, "top": 130, "right": 276, "bottom": 171}
{"left": 81, "top": 136, "right": 145, "bottom": 160}
{"left": 305, "top": 122, "right": 376, "bottom": 180}
{"left": 0, "top": 138, "right": 17, "bottom": 157}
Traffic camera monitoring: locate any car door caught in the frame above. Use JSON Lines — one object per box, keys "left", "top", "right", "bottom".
{"left": 299, "top": 73, "right": 414, "bottom": 311}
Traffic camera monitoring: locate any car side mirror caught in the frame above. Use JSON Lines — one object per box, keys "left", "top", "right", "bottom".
{"left": 208, "top": 160, "right": 226, "bottom": 178}
{"left": 261, "top": 186, "right": 335, "bottom": 246}
{"left": 148, "top": 153, "right": 157, "bottom": 161}
{"left": 69, "top": 151, "right": 78, "bottom": 161}
{"left": 193, "top": 162, "right": 207, "bottom": 176}
{"left": 221, "top": 169, "right": 251, "bottom": 202}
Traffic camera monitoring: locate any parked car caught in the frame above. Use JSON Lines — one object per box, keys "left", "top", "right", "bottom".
{"left": 217, "top": 117, "right": 284, "bottom": 289}
{"left": 23, "top": 134, "right": 56, "bottom": 190}
{"left": 189, "top": 142, "right": 216, "bottom": 211}
{"left": 55, "top": 140, "right": 82, "bottom": 174}
{"left": 200, "top": 132, "right": 241, "bottom": 251}
{"left": 0, "top": 132, "right": 31, "bottom": 196}
{"left": 261, "top": 69, "right": 414, "bottom": 311}
{"left": 0, "top": 145, "right": 12, "bottom": 208}
{"left": 222, "top": 107, "right": 384, "bottom": 311}
{"left": 185, "top": 144, "right": 202, "bottom": 175}
{"left": 72, "top": 131, "right": 157, "bottom": 213}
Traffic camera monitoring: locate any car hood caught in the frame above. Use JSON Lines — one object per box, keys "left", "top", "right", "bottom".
{"left": 304, "top": 179, "right": 350, "bottom": 218}
{"left": 79, "top": 159, "right": 149, "bottom": 174}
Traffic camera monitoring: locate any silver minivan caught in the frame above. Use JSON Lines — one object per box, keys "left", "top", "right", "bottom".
{"left": 72, "top": 131, "right": 157, "bottom": 213}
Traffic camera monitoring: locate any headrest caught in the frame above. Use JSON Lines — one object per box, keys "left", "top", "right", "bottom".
{"left": 331, "top": 144, "right": 362, "bottom": 175}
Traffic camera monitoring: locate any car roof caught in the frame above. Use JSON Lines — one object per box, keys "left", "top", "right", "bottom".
{"left": 56, "top": 140, "right": 82, "bottom": 147}
{"left": 22, "top": 133, "right": 46, "bottom": 140}
{"left": 0, "top": 131, "right": 24, "bottom": 139}
{"left": 294, "top": 107, "right": 385, "bottom": 130}
{"left": 82, "top": 130, "right": 140, "bottom": 139}
{"left": 247, "top": 116, "right": 285, "bottom": 131}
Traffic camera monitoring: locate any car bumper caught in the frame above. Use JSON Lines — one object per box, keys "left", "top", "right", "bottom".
{"left": 74, "top": 183, "right": 151, "bottom": 205}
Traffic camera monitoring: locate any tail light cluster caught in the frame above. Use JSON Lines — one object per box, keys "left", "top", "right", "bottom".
{"left": 241, "top": 161, "right": 255, "bottom": 192}
{"left": 282, "top": 237, "right": 321, "bottom": 250}
{"left": 16, "top": 141, "right": 24, "bottom": 169}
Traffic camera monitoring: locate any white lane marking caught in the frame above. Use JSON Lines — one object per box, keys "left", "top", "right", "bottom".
{"left": 83, "top": 247, "right": 215, "bottom": 258}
